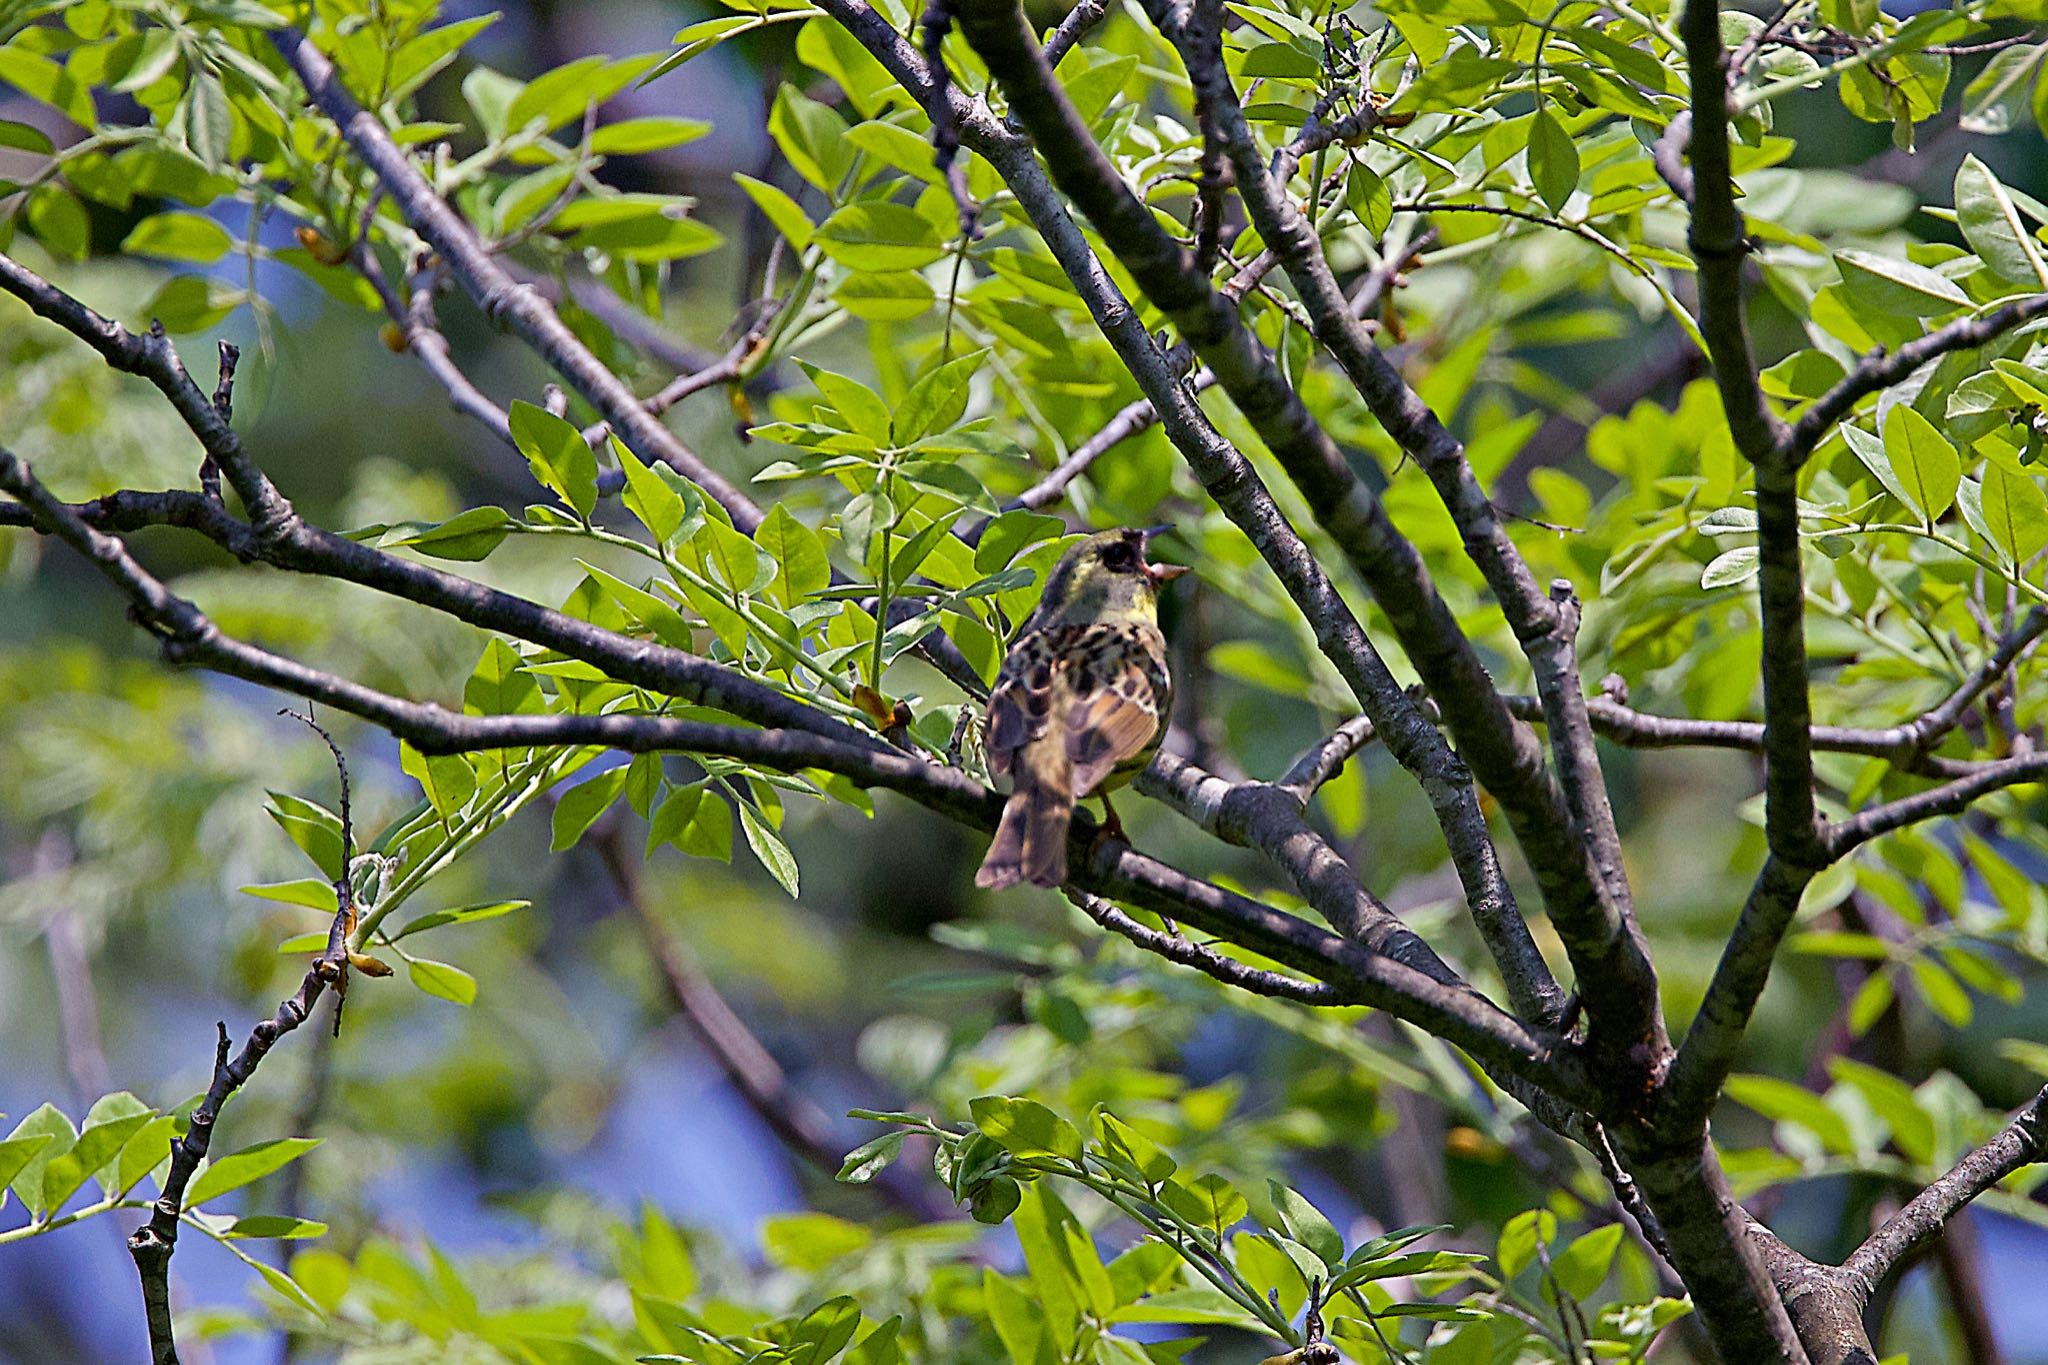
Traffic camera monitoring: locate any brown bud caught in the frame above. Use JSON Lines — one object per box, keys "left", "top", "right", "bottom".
{"left": 296, "top": 225, "right": 347, "bottom": 265}
{"left": 378, "top": 321, "right": 409, "bottom": 353}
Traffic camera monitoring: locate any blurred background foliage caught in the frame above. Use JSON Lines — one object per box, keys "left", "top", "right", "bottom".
{"left": 2, "top": 0, "right": 2048, "bottom": 1361}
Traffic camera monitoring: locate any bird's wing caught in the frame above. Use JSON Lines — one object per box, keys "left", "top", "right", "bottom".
{"left": 1063, "top": 625, "right": 1168, "bottom": 797}
{"left": 983, "top": 627, "right": 1066, "bottom": 777}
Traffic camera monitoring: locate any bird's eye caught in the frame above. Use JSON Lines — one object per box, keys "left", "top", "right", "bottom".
{"left": 1103, "top": 543, "right": 1136, "bottom": 571}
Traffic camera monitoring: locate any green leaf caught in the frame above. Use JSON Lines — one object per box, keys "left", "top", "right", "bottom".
{"left": 1726, "top": 1075, "right": 1854, "bottom": 1153}
{"left": 799, "top": 362, "right": 895, "bottom": 443}
{"left": 509, "top": 400, "right": 598, "bottom": 520}
{"left": 833, "top": 270, "right": 937, "bottom": 321}
{"left": 1267, "top": 1181, "right": 1343, "bottom": 1268}
{"left": 0, "top": 46, "right": 96, "bottom": 127}
{"left": 1836, "top": 249, "right": 1972, "bottom": 316}
{"left": 1094, "top": 1112, "right": 1176, "bottom": 1184}
{"left": 552, "top": 765, "right": 631, "bottom": 851}
{"left": 1549, "top": 1223, "right": 1623, "bottom": 1300}
{"left": 786, "top": 1295, "right": 863, "bottom": 1365}
{"left": 983, "top": 1268, "right": 1046, "bottom": 1362}
{"left": 1345, "top": 162, "right": 1392, "bottom": 235}
{"left": 756, "top": 505, "right": 830, "bottom": 608}
{"left": 1907, "top": 955, "right": 1971, "bottom": 1025}
{"left": 112, "top": 1116, "right": 176, "bottom": 1198}
{"left": 1827, "top": 1058, "right": 1936, "bottom": 1163}
{"left": 1848, "top": 970, "right": 1895, "bottom": 1036}
{"left": 1496, "top": 1209, "right": 1556, "bottom": 1279}
{"left": 616, "top": 439, "right": 687, "bottom": 544}
{"left": 121, "top": 210, "right": 233, "bottom": 263}
{"left": 389, "top": 506, "right": 516, "bottom": 562}
{"left": 408, "top": 957, "right": 479, "bottom": 1006}
{"left": 506, "top": 53, "right": 662, "bottom": 134}
{"left": 466, "top": 638, "right": 544, "bottom": 715}
{"left": 238, "top": 879, "right": 339, "bottom": 911}
{"left": 142, "top": 275, "right": 241, "bottom": 333}
{"left": 971, "top": 1096, "right": 1084, "bottom": 1162}
{"left": 41, "top": 1100, "right": 154, "bottom": 1213}
{"left": 0, "top": 1132, "right": 59, "bottom": 1214}
{"left": 0, "top": 118, "right": 53, "bottom": 154}
{"left": 735, "top": 172, "right": 813, "bottom": 249}
{"left": 592, "top": 116, "right": 712, "bottom": 154}
{"left": 1700, "top": 546, "right": 1760, "bottom": 590}
{"left": 1960, "top": 42, "right": 2046, "bottom": 134}
{"left": 266, "top": 792, "right": 345, "bottom": 880}
{"left": 845, "top": 1317, "right": 902, "bottom": 1365}
{"left": 392, "top": 899, "right": 529, "bottom": 940}
{"left": 1955, "top": 154, "right": 2048, "bottom": 287}
{"left": 770, "top": 85, "right": 855, "bottom": 192}
{"left": 400, "top": 742, "right": 479, "bottom": 820}
{"left": 893, "top": 350, "right": 986, "bottom": 445}
{"left": 1979, "top": 452, "right": 2048, "bottom": 566}
{"left": 1881, "top": 404, "right": 1960, "bottom": 524}
{"left": 186, "top": 1137, "right": 321, "bottom": 1209}
{"left": 1527, "top": 106, "right": 1580, "bottom": 214}
{"left": 738, "top": 799, "right": 800, "bottom": 897}
{"left": 580, "top": 561, "right": 698, "bottom": 647}
{"left": 837, "top": 1131, "right": 905, "bottom": 1184}
{"left": 180, "top": 72, "right": 231, "bottom": 170}
{"left": 970, "top": 1174, "right": 1024, "bottom": 1225}
{"left": 1162, "top": 1173, "right": 1248, "bottom": 1238}
{"left": 974, "top": 511, "right": 1065, "bottom": 574}
{"left": 813, "top": 203, "right": 948, "bottom": 272}
{"left": 219, "top": 1214, "right": 329, "bottom": 1239}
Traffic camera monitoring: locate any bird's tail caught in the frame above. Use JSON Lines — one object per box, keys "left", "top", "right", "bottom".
{"left": 976, "top": 739, "right": 1073, "bottom": 889}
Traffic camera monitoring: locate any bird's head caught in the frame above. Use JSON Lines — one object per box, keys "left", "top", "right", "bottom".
{"left": 1036, "top": 527, "right": 1188, "bottom": 626}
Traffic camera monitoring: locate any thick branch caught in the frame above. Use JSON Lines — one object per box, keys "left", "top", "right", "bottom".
{"left": 1843, "top": 1085, "right": 2048, "bottom": 1302}
{"left": 1663, "top": 855, "right": 1816, "bottom": 1125}
{"left": 1674, "top": 0, "right": 1822, "bottom": 872}
{"left": 1142, "top": 752, "right": 1469, "bottom": 990}
{"left": 1612, "top": 1127, "right": 1811, "bottom": 1363}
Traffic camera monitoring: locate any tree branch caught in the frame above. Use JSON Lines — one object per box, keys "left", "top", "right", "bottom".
{"left": 355, "top": 245, "right": 515, "bottom": 448}
{"left": 1842, "top": 1085, "right": 2048, "bottom": 1303}
{"left": 1663, "top": 854, "right": 1816, "bottom": 1125}
{"left": 1826, "top": 750, "right": 2048, "bottom": 858}
{"left": 1040, "top": 0, "right": 1114, "bottom": 70}
{"left": 1785, "top": 292, "right": 2048, "bottom": 463}
{"left": 1065, "top": 890, "right": 1342, "bottom": 1006}
{"left": 1504, "top": 603, "right": 2047, "bottom": 771}
{"left": 273, "top": 31, "right": 767, "bottom": 532}
{"left": 1141, "top": 751, "right": 1472, "bottom": 991}
{"left": 1674, "top": 0, "right": 1822, "bottom": 872}
{"left": 0, "top": 252, "right": 291, "bottom": 530}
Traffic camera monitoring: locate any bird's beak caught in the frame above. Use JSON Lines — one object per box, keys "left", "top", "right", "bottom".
{"left": 1145, "top": 560, "right": 1189, "bottom": 584}
{"left": 1138, "top": 526, "right": 1187, "bottom": 584}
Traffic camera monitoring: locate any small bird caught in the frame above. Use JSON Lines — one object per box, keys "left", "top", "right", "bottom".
{"left": 976, "top": 528, "right": 1186, "bottom": 890}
